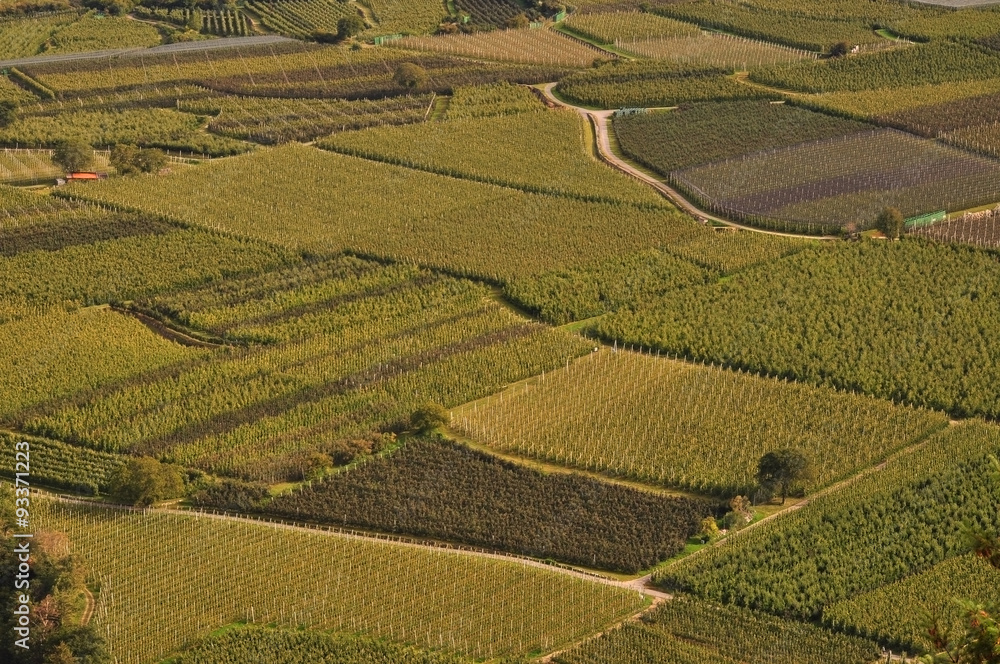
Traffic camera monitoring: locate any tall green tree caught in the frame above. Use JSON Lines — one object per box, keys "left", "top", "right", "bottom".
{"left": 757, "top": 449, "right": 814, "bottom": 504}
{"left": 108, "top": 457, "right": 185, "bottom": 507}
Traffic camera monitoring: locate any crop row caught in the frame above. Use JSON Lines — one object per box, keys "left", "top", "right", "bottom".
{"left": 613, "top": 99, "right": 866, "bottom": 175}
{"left": 620, "top": 33, "right": 814, "bottom": 69}
{"left": 247, "top": 0, "right": 360, "bottom": 39}
{"left": 24, "top": 263, "right": 592, "bottom": 481}
{"left": 65, "top": 143, "right": 698, "bottom": 282}
{"left": 444, "top": 81, "right": 543, "bottom": 118}
{"left": 453, "top": 0, "right": 524, "bottom": 29}
{"left": 556, "top": 60, "right": 774, "bottom": 108}
{"left": 35, "top": 498, "right": 644, "bottom": 663}
{"left": 393, "top": 28, "right": 606, "bottom": 68}
{"left": 0, "top": 429, "right": 123, "bottom": 495}
{"left": 318, "top": 108, "right": 667, "bottom": 206}
{"left": 564, "top": 11, "right": 700, "bottom": 43}
{"left": 656, "top": 420, "right": 1000, "bottom": 618}
{"left": 260, "top": 436, "right": 715, "bottom": 573}
{"left": 454, "top": 347, "right": 946, "bottom": 495}
{"left": 910, "top": 207, "right": 1000, "bottom": 250}
{"left": 594, "top": 239, "right": 1000, "bottom": 420}
{"left": 43, "top": 13, "right": 161, "bottom": 54}
{"left": 671, "top": 128, "right": 1000, "bottom": 233}
{"left": 181, "top": 94, "right": 433, "bottom": 144}
{"left": 556, "top": 595, "right": 879, "bottom": 664}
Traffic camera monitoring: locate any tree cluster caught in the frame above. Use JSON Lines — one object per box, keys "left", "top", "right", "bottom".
{"left": 110, "top": 144, "right": 168, "bottom": 175}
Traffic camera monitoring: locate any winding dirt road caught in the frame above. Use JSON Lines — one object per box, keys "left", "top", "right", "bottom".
{"left": 538, "top": 83, "right": 838, "bottom": 240}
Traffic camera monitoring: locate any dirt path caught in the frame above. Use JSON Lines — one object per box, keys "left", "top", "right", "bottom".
{"left": 80, "top": 585, "right": 96, "bottom": 626}
{"left": 538, "top": 83, "right": 838, "bottom": 241}
{"left": 111, "top": 304, "right": 227, "bottom": 349}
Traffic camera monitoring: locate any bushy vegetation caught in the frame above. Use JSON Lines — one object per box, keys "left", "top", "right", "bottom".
{"left": 455, "top": 348, "right": 945, "bottom": 495}
{"left": 614, "top": 100, "right": 867, "bottom": 174}
{"left": 261, "top": 437, "right": 714, "bottom": 573}
{"left": 596, "top": 239, "right": 1000, "bottom": 418}
{"left": 554, "top": 595, "right": 879, "bottom": 664}
{"left": 655, "top": 421, "right": 1000, "bottom": 619}
{"left": 34, "top": 498, "right": 644, "bottom": 663}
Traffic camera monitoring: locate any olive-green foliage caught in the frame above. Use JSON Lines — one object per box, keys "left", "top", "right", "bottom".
{"left": 394, "top": 62, "right": 429, "bottom": 90}
{"left": 52, "top": 137, "right": 93, "bottom": 172}
{"left": 756, "top": 448, "right": 815, "bottom": 503}
{"left": 596, "top": 239, "right": 1000, "bottom": 418}
{"left": 656, "top": 421, "right": 1000, "bottom": 619}
{"left": 614, "top": 100, "right": 868, "bottom": 174}
{"left": 319, "top": 109, "right": 667, "bottom": 206}
{"left": 110, "top": 144, "right": 167, "bottom": 175}
{"left": 505, "top": 249, "right": 712, "bottom": 325}
{"left": 176, "top": 627, "right": 472, "bottom": 664}
{"left": 67, "top": 144, "right": 698, "bottom": 282}
{"left": 43, "top": 14, "right": 161, "bottom": 53}
{"left": 751, "top": 42, "right": 1000, "bottom": 94}
{"left": 557, "top": 60, "right": 775, "bottom": 109}
{"left": 554, "top": 595, "right": 879, "bottom": 664}
{"left": 825, "top": 554, "right": 1000, "bottom": 651}
{"left": 107, "top": 456, "right": 185, "bottom": 506}
{"left": 410, "top": 402, "right": 449, "bottom": 432}
{"left": 877, "top": 206, "right": 904, "bottom": 239}
{"left": 445, "top": 82, "right": 544, "bottom": 119}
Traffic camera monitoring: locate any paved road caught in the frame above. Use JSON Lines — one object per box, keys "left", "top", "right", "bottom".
{"left": 0, "top": 35, "right": 297, "bottom": 69}
{"left": 539, "top": 83, "right": 838, "bottom": 240}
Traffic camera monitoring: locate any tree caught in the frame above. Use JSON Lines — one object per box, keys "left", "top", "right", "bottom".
{"left": 393, "top": 63, "right": 429, "bottom": 90}
{"left": 43, "top": 642, "right": 77, "bottom": 664}
{"left": 107, "top": 457, "right": 185, "bottom": 507}
{"left": 135, "top": 147, "right": 167, "bottom": 174}
{"left": 829, "top": 41, "right": 851, "bottom": 57}
{"left": 877, "top": 206, "right": 904, "bottom": 240}
{"left": 312, "top": 30, "right": 339, "bottom": 44}
{"left": 757, "top": 449, "right": 814, "bottom": 505}
{"left": 52, "top": 138, "right": 94, "bottom": 173}
{"left": 0, "top": 100, "right": 16, "bottom": 128}
{"left": 506, "top": 13, "right": 529, "bottom": 29}
{"left": 111, "top": 144, "right": 167, "bottom": 175}
{"left": 336, "top": 15, "right": 365, "bottom": 41}
{"left": 410, "top": 403, "right": 449, "bottom": 433}
{"left": 698, "top": 516, "right": 719, "bottom": 543}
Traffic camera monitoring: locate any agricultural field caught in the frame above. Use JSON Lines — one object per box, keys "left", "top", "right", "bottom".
{"left": 910, "top": 208, "right": 1000, "bottom": 249}
{"left": 751, "top": 41, "right": 1000, "bottom": 93}
{"left": 596, "top": 240, "right": 1000, "bottom": 418}
{"left": 454, "top": 348, "right": 946, "bottom": 495}
{"left": 555, "top": 60, "right": 776, "bottom": 109}
{"left": 257, "top": 436, "right": 714, "bottom": 573}
{"left": 504, "top": 230, "right": 809, "bottom": 324}
{"left": 656, "top": 420, "right": 1000, "bottom": 617}
{"left": 670, "top": 129, "right": 1000, "bottom": 233}
{"left": 181, "top": 94, "right": 434, "bottom": 144}
{"left": 20, "top": 258, "right": 593, "bottom": 481}
{"left": 555, "top": 596, "right": 880, "bottom": 664}
{"left": 824, "top": 554, "right": 1000, "bottom": 651}
{"left": 613, "top": 100, "right": 868, "bottom": 174}
{"left": 619, "top": 34, "right": 815, "bottom": 68}
{"left": 393, "top": 29, "right": 607, "bottom": 68}
{"left": 65, "top": 143, "right": 698, "bottom": 282}
{"left": 318, "top": 108, "right": 668, "bottom": 205}
{"left": 35, "top": 498, "right": 644, "bottom": 663}
{"left": 245, "top": 0, "right": 360, "bottom": 39}
{"left": 363, "top": 0, "right": 448, "bottom": 35}
{"left": 0, "top": 108, "right": 251, "bottom": 156}
{"left": 175, "top": 628, "right": 473, "bottom": 664}
{"left": 4, "top": 6, "right": 1000, "bottom": 664}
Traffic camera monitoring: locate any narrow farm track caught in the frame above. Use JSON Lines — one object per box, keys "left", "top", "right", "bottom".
{"left": 538, "top": 83, "right": 838, "bottom": 240}
{"left": 80, "top": 585, "right": 96, "bottom": 626}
